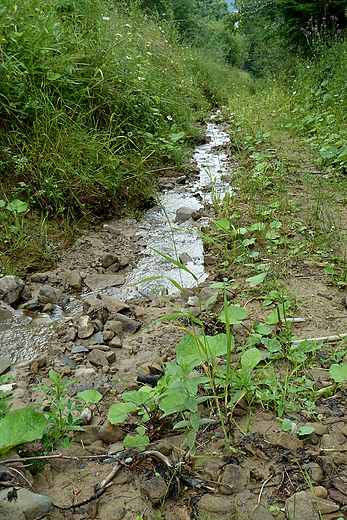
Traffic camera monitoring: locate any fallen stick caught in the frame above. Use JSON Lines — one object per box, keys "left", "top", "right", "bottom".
{"left": 291, "top": 333, "right": 347, "bottom": 346}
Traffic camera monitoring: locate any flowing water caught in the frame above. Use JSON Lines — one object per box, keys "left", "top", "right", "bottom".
{"left": 1, "top": 121, "right": 232, "bottom": 361}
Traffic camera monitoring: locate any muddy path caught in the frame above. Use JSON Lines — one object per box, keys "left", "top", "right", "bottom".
{"left": 2, "top": 120, "right": 347, "bottom": 520}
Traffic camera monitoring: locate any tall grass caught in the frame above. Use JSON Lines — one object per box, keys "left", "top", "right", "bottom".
{"left": 0, "top": 0, "right": 240, "bottom": 219}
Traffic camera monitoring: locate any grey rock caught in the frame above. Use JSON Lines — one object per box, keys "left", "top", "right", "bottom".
{"left": 104, "top": 320, "right": 123, "bottom": 335}
{"left": 0, "top": 355, "right": 11, "bottom": 376}
{"left": 74, "top": 367, "right": 96, "bottom": 379}
{"left": 79, "top": 407, "right": 92, "bottom": 425}
{"left": 204, "top": 253, "right": 216, "bottom": 266}
{"left": 90, "top": 331, "right": 104, "bottom": 345}
{"left": 311, "top": 497, "right": 340, "bottom": 514}
{"left": 141, "top": 475, "right": 167, "bottom": 504}
{"left": 101, "top": 253, "right": 118, "bottom": 269}
{"left": 220, "top": 464, "right": 248, "bottom": 494}
{"left": 106, "top": 351, "right": 116, "bottom": 364}
{"left": 108, "top": 336, "right": 122, "bottom": 348}
{"left": 38, "top": 285, "right": 69, "bottom": 307}
{"left": 74, "top": 425, "right": 100, "bottom": 445}
{"left": 0, "top": 487, "right": 52, "bottom": 520}
{"left": 304, "top": 463, "right": 323, "bottom": 484}
{"left": 77, "top": 315, "right": 94, "bottom": 339}
{"left": 71, "top": 345, "right": 89, "bottom": 354}
{"left": 83, "top": 296, "right": 103, "bottom": 315}
{"left": 119, "top": 256, "right": 130, "bottom": 267}
{"left": 251, "top": 505, "right": 275, "bottom": 520}
{"left": 111, "top": 313, "right": 140, "bottom": 334}
{"left": 84, "top": 274, "right": 125, "bottom": 291}
{"left": 20, "top": 285, "right": 32, "bottom": 302}
{"left": 175, "top": 206, "right": 194, "bottom": 223}
{"left": 103, "top": 330, "right": 115, "bottom": 341}
{"left": 198, "top": 494, "right": 236, "bottom": 519}
{"left": 266, "top": 431, "right": 304, "bottom": 451}
{"left": 304, "top": 422, "right": 329, "bottom": 436}
{"left": 285, "top": 491, "right": 319, "bottom": 520}
{"left": 29, "top": 272, "right": 50, "bottom": 283}
{"left": 102, "top": 224, "right": 122, "bottom": 235}
{"left": 88, "top": 348, "right": 109, "bottom": 367}
{"left": 97, "top": 294, "right": 129, "bottom": 314}
{"left": 58, "top": 354, "right": 77, "bottom": 370}
{"left": 66, "top": 270, "right": 82, "bottom": 291}
{"left": 0, "top": 275, "right": 24, "bottom": 306}
{"left": 179, "top": 252, "right": 193, "bottom": 265}
{"left": 0, "top": 301, "right": 15, "bottom": 323}
{"left": 321, "top": 433, "right": 347, "bottom": 450}
{"left": 20, "top": 298, "right": 42, "bottom": 312}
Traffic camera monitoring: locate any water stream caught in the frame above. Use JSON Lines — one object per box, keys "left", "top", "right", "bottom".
{"left": 1, "top": 121, "right": 232, "bottom": 361}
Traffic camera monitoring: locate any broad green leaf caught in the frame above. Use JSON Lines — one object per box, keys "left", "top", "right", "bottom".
{"left": 329, "top": 363, "right": 347, "bottom": 383}
{"left": 249, "top": 222, "right": 266, "bottom": 231}
{"left": 281, "top": 418, "right": 292, "bottom": 431}
{"left": 320, "top": 146, "right": 338, "bottom": 159}
{"left": 0, "top": 200, "right": 5, "bottom": 208}
{"left": 78, "top": 389, "right": 103, "bottom": 404}
{"left": 6, "top": 199, "right": 28, "bottom": 213}
{"left": 47, "top": 71, "right": 61, "bottom": 81}
{"left": 241, "top": 348, "right": 261, "bottom": 370}
{"left": 220, "top": 306, "right": 248, "bottom": 325}
{"left": 159, "top": 393, "right": 186, "bottom": 413}
{"left": 261, "top": 337, "right": 281, "bottom": 353}
{"left": 246, "top": 272, "right": 267, "bottom": 287}
{"left": 0, "top": 408, "right": 47, "bottom": 453}
{"left": 122, "top": 389, "right": 151, "bottom": 406}
{"left": 215, "top": 218, "right": 231, "bottom": 231}
{"left": 176, "top": 333, "right": 232, "bottom": 367}
{"left": 169, "top": 131, "right": 185, "bottom": 143}
{"left": 123, "top": 432, "right": 149, "bottom": 449}
{"left": 298, "top": 426, "right": 315, "bottom": 436}
{"left": 107, "top": 402, "right": 136, "bottom": 424}
{"left": 243, "top": 238, "right": 256, "bottom": 247}
{"left": 254, "top": 323, "right": 272, "bottom": 335}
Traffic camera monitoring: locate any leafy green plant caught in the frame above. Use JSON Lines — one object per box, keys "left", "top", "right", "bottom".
{"left": 0, "top": 374, "right": 15, "bottom": 418}
{"left": 34, "top": 369, "right": 85, "bottom": 447}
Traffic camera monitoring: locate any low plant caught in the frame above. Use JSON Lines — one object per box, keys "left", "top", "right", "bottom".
{"left": 34, "top": 369, "right": 85, "bottom": 448}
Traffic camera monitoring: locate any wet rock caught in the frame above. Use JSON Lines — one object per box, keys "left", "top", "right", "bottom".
{"left": 198, "top": 494, "right": 236, "bottom": 519}
{"left": 38, "top": 285, "right": 69, "bottom": 307}
{"left": 71, "top": 345, "right": 89, "bottom": 354}
{"left": 58, "top": 354, "right": 77, "bottom": 370}
{"left": 0, "top": 275, "right": 24, "bottom": 306}
{"left": 191, "top": 210, "right": 202, "bottom": 220}
{"left": 20, "top": 298, "right": 42, "bottom": 312}
{"left": 98, "top": 420, "right": 125, "bottom": 443}
{"left": 84, "top": 273, "right": 125, "bottom": 291}
{"left": 285, "top": 491, "right": 319, "bottom": 520}
{"left": 0, "top": 301, "right": 15, "bottom": 322}
{"left": 220, "top": 464, "right": 248, "bottom": 494}
{"left": 101, "top": 253, "right": 118, "bottom": 269}
{"left": 97, "top": 294, "right": 129, "bottom": 314}
{"left": 179, "top": 253, "right": 192, "bottom": 265}
{"left": 77, "top": 315, "right": 94, "bottom": 339}
{"left": 119, "top": 256, "right": 130, "bottom": 267}
{"left": 0, "top": 487, "right": 52, "bottom": 520}
{"left": 0, "top": 355, "right": 11, "bottom": 376}
{"left": 88, "top": 348, "right": 109, "bottom": 367}
{"left": 175, "top": 207, "right": 194, "bottom": 223}
{"left": 110, "top": 313, "right": 140, "bottom": 334}
{"left": 66, "top": 270, "right": 82, "bottom": 291}
{"left": 141, "top": 475, "right": 167, "bottom": 504}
